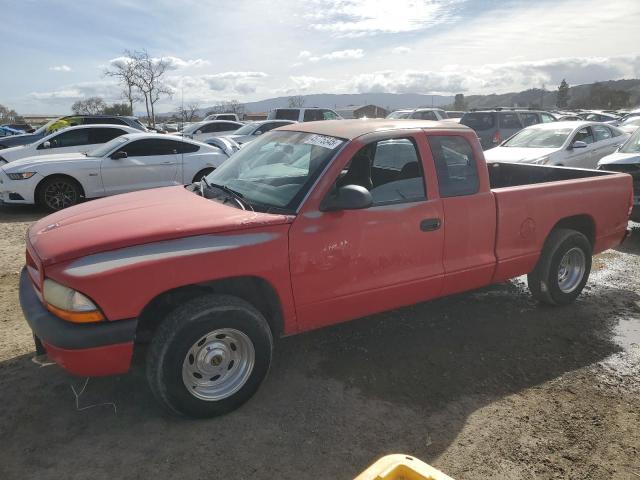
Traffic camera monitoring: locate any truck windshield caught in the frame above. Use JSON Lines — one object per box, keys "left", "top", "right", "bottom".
{"left": 205, "top": 131, "right": 345, "bottom": 212}
{"left": 502, "top": 127, "right": 572, "bottom": 148}
{"left": 620, "top": 129, "right": 640, "bottom": 154}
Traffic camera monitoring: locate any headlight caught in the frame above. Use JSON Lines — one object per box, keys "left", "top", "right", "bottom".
{"left": 43, "top": 279, "right": 104, "bottom": 323}
{"left": 533, "top": 155, "right": 550, "bottom": 165}
{"left": 7, "top": 172, "right": 36, "bottom": 180}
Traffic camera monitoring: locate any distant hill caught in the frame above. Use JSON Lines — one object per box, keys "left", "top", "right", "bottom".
{"left": 462, "top": 79, "right": 640, "bottom": 110}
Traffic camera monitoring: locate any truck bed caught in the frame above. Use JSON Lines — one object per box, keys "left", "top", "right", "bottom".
{"left": 486, "top": 162, "right": 632, "bottom": 283}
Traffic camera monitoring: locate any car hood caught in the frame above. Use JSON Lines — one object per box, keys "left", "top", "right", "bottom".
{"left": 0, "top": 144, "right": 28, "bottom": 161}
{"left": 3, "top": 152, "right": 87, "bottom": 170}
{"left": 28, "top": 186, "right": 293, "bottom": 266}
{"left": 484, "top": 147, "right": 558, "bottom": 163}
{"left": 597, "top": 151, "right": 640, "bottom": 166}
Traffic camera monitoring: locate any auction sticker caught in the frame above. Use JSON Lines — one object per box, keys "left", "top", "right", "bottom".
{"left": 303, "top": 134, "right": 343, "bottom": 149}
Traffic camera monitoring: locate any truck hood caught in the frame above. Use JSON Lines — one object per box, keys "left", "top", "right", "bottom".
{"left": 3, "top": 152, "right": 86, "bottom": 170}
{"left": 484, "top": 147, "right": 558, "bottom": 163}
{"left": 597, "top": 151, "right": 640, "bottom": 166}
{"left": 28, "top": 186, "right": 293, "bottom": 266}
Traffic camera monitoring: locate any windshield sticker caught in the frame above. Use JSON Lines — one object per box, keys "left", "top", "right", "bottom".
{"left": 303, "top": 134, "right": 343, "bottom": 150}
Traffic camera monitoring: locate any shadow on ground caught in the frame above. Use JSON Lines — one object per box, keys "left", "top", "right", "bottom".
{"left": 0, "top": 276, "right": 636, "bottom": 480}
{"left": 0, "top": 204, "right": 46, "bottom": 223}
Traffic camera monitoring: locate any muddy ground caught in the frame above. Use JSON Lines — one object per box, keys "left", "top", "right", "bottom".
{"left": 0, "top": 204, "right": 638, "bottom": 480}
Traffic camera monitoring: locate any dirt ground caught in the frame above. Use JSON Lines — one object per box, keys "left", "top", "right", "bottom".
{"left": 0, "top": 204, "right": 638, "bottom": 480}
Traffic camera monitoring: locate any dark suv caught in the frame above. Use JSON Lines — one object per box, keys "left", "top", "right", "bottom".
{"left": 0, "top": 115, "right": 147, "bottom": 150}
{"left": 460, "top": 109, "right": 557, "bottom": 150}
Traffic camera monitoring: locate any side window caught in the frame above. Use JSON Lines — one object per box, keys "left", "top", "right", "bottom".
{"left": 592, "top": 125, "right": 612, "bottom": 142}
{"left": 120, "top": 139, "right": 178, "bottom": 156}
{"left": 573, "top": 127, "right": 595, "bottom": 145}
{"left": 414, "top": 111, "right": 438, "bottom": 121}
{"left": 540, "top": 113, "right": 555, "bottom": 123}
{"left": 520, "top": 113, "right": 539, "bottom": 127}
{"left": 89, "top": 128, "right": 127, "bottom": 144}
{"left": 221, "top": 122, "right": 239, "bottom": 131}
{"left": 499, "top": 113, "right": 522, "bottom": 129}
{"left": 337, "top": 138, "right": 426, "bottom": 206}
{"left": 427, "top": 135, "right": 479, "bottom": 197}
{"left": 174, "top": 141, "right": 200, "bottom": 154}
{"left": 260, "top": 123, "right": 279, "bottom": 133}
{"left": 303, "top": 110, "right": 325, "bottom": 122}
{"left": 200, "top": 123, "right": 216, "bottom": 133}
{"left": 49, "top": 129, "right": 91, "bottom": 148}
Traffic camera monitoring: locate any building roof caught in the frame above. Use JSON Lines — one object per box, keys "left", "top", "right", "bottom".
{"left": 278, "top": 119, "right": 469, "bottom": 140}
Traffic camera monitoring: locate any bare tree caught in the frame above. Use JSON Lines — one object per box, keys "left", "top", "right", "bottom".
{"left": 176, "top": 102, "right": 200, "bottom": 122}
{"left": 209, "top": 99, "right": 245, "bottom": 117}
{"left": 0, "top": 104, "right": 24, "bottom": 123}
{"left": 104, "top": 50, "right": 139, "bottom": 115}
{"left": 71, "top": 97, "right": 107, "bottom": 115}
{"left": 288, "top": 95, "right": 305, "bottom": 108}
{"left": 132, "top": 50, "right": 173, "bottom": 127}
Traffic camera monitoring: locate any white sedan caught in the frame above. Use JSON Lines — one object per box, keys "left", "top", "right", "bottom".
{"left": 181, "top": 120, "right": 243, "bottom": 142}
{"left": 0, "top": 133, "right": 230, "bottom": 211}
{"left": 0, "top": 124, "right": 139, "bottom": 164}
{"left": 484, "top": 121, "right": 629, "bottom": 169}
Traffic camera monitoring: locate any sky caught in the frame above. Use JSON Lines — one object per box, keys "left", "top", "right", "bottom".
{"left": 2, "top": 0, "right": 640, "bottom": 114}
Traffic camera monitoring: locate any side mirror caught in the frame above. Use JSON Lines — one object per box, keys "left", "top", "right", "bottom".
{"left": 571, "top": 140, "right": 588, "bottom": 149}
{"left": 42, "top": 141, "right": 51, "bottom": 149}
{"left": 320, "top": 185, "right": 373, "bottom": 212}
{"left": 254, "top": 130, "right": 263, "bottom": 136}
{"left": 111, "top": 150, "right": 128, "bottom": 160}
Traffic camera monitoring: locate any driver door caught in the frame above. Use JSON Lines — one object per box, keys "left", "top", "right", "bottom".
{"left": 100, "top": 138, "right": 179, "bottom": 195}
{"left": 288, "top": 132, "right": 445, "bottom": 331}
{"left": 566, "top": 126, "right": 595, "bottom": 167}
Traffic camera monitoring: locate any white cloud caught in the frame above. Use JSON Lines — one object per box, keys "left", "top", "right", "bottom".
{"left": 298, "top": 50, "right": 312, "bottom": 59}
{"left": 305, "top": 0, "right": 460, "bottom": 37}
{"left": 288, "top": 76, "right": 326, "bottom": 91}
{"left": 308, "top": 49, "right": 365, "bottom": 62}
{"left": 108, "top": 55, "right": 209, "bottom": 71}
{"left": 49, "top": 65, "right": 71, "bottom": 72}
{"left": 391, "top": 46, "right": 412, "bottom": 55}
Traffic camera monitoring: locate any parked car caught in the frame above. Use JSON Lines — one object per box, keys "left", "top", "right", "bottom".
{"left": 2, "top": 123, "right": 33, "bottom": 133}
{"left": 181, "top": 120, "right": 243, "bottom": 142}
{"left": 618, "top": 116, "right": 640, "bottom": 134}
{"left": 18, "top": 119, "right": 632, "bottom": 418}
{"left": 597, "top": 127, "right": 640, "bottom": 221}
{"left": 445, "top": 111, "right": 465, "bottom": 119}
{"left": 0, "top": 133, "right": 230, "bottom": 211}
{"left": 0, "top": 115, "right": 147, "bottom": 150}
{"left": 557, "top": 115, "right": 583, "bottom": 121}
{"left": 484, "top": 121, "right": 628, "bottom": 168}
{"left": 267, "top": 107, "right": 341, "bottom": 122}
{"left": 0, "top": 125, "right": 139, "bottom": 165}
{"left": 0, "top": 126, "right": 25, "bottom": 137}
{"left": 221, "top": 120, "right": 296, "bottom": 145}
{"left": 204, "top": 136, "right": 242, "bottom": 156}
{"left": 203, "top": 113, "right": 241, "bottom": 122}
{"left": 581, "top": 111, "right": 621, "bottom": 125}
{"left": 387, "top": 108, "right": 449, "bottom": 121}
{"left": 460, "top": 109, "right": 557, "bottom": 149}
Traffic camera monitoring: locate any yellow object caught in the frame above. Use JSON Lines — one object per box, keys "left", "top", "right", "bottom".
{"left": 355, "top": 455, "right": 455, "bottom": 480}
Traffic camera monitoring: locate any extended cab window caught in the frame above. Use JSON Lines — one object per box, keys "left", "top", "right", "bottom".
{"left": 427, "top": 135, "right": 479, "bottom": 197}
{"left": 337, "top": 138, "right": 426, "bottom": 206}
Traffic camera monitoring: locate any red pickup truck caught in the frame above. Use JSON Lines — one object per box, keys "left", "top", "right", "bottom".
{"left": 20, "top": 120, "right": 633, "bottom": 417}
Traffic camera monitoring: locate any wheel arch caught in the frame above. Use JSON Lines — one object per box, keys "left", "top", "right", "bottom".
{"left": 136, "top": 276, "right": 285, "bottom": 342}
{"left": 547, "top": 214, "right": 595, "bottom": 248}
{"left": 35, "top": 173, "right": 87, "bottom": 200}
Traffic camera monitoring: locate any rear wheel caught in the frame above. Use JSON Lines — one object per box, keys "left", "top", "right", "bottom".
{"left": 528, "top": 228, "right": 592, "bottom": 305}
{"left": 36, "top": 176, "right": 82, "bottom": 211}
{"left": 192, "top": 168, "right": 214, "bottom": 183}
{"left": 146, "top": 294, "right": 273, "bottom": 418}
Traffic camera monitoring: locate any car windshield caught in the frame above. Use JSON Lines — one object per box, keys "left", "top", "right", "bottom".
{"left": 502, "top": 127, "right": 573, "bottom": 148}
{"left": 205, "top": 131, "right": 345, "bottom": 212}
{"left": 86, "top": 136, "right": 128, "bottom": 157}
{"left": 387, "top": 111, "right": 411, "bottom": 119}
{"left": 620, "top": 129, "right": 640, "bottom": 154}
{"left": 233, "top": 123, "right": 258, "bottom": 135}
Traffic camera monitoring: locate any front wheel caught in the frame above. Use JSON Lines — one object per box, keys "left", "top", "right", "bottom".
{"left": 146, "top": 294, "right": 273, "bottom": 418}
{"left": 527, "top": 228, "right": 592, "bottom": 305}
{"left": 37, "top": 176, "right": 82, "bottom": 211}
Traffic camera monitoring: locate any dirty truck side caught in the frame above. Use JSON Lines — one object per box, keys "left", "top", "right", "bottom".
{"left": 19, "top": 119, "right": 633, "bottom": 417}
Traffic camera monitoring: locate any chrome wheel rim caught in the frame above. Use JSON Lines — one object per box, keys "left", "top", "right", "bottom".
{"left": 44, "top": 181, "right": 77, "bottom": 210}
{"left": 182, "top": 328, "right": 255, "bottom": 401}
{"left": 557, "top": 247, "right": 586, "bottom": 293}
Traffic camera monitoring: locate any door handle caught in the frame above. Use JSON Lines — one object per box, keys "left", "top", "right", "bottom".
{"left": 420, "top": 218, "right": 441, "bottom": 232}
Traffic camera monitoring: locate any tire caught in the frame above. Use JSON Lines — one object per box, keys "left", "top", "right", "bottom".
{"left": 527, "top": 228, "right": 592, "bottom": 306}
{"left": 192, "top": 168, "right": 214, "bottom": 183}
{"left": 36, "top": 176, "right": 82, "bottom": 211}
{"left": 146, "top": 294, "right": 273, "bottom": 418}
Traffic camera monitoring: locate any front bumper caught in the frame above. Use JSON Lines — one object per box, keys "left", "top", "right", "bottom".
{"left": 0, "top": 170, "right": 40, "bottom": 204}
{"left": 19, "top": 267, "right": 137, "bottom": 376}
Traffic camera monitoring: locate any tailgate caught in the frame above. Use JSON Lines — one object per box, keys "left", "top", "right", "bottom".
{"left": 490, "top": 173, "right": 631, "bottom": 282}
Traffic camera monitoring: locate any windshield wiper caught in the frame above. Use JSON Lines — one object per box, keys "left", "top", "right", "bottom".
{"left": 204, "top": 181, "right": 254, "bottom": 211}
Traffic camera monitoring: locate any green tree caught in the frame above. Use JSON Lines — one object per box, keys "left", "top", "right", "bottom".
{"left": 103, "top": 103, "right": 133, "bottom": 115}
{"left": 453, "top": 93, "right": 467, "bottom": 111}
{"left": 556, "top": 79, "right": 570, "bottom": 108}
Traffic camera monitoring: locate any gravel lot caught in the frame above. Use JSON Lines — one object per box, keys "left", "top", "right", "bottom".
{"left": 0, "top": 204, "right": 638, "bottom": 480}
